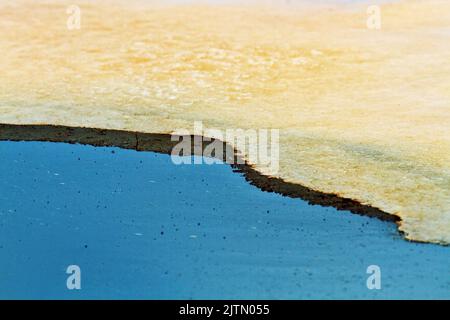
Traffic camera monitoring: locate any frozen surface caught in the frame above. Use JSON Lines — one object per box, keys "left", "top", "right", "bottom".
{"left": 0, "top": 141, "right": 449, "bottom": 299}
{"left": 1, "top": 0, "right": 450, "bottom": 243}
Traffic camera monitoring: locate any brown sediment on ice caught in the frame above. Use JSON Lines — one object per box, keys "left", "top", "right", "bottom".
{"left": 0, "top": 123, "right": 400, "bottom": 224}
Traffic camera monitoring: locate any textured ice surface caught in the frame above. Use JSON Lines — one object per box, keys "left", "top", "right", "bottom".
{"left": 1, "top": 0, "right": 450, "bottom": 243}
{"left": 0, "top": 141, "right": 449, "bottom": 299}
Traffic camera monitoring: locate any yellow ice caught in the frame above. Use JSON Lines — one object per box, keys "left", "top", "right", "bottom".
{"left": 1, "top": 0, "right": 450, "bottom": 243}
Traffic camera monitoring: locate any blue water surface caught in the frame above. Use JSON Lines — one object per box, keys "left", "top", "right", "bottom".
{"left": 0, "top": 141, "right": 449, "bottom": 299}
